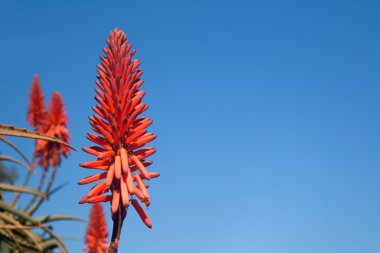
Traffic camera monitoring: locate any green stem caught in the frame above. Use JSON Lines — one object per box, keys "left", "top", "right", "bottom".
{"left": 10, "top": 151, "right": 36, "bottom": 207}
{"left": 23, "top": 168, "right": 47, "bottom": 211}
{"left": 108, "top": 205, "right": 127, "bottom": 253}
{"left": 27, "top": 165, "right": 57, "bottom": 216}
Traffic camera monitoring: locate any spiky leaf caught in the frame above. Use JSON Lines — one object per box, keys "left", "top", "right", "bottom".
{"left": 0, "top": 154, "right": 33, "bottom": 172}
{"left": 0, "top": 184, "right": 47, "bottom": 199}
{"left": 0, "top": 124, "right": 76, "bottom": 151}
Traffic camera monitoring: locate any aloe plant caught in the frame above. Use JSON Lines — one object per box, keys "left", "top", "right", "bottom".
{"left": 0, "top": 76, "right": 81, "bottom": 252}
{"left": 0, "top": 126, "right": 79, "bottom": 252}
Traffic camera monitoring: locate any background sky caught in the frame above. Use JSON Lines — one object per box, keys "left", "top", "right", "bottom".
{"left": 0, "top": 0, "right": 379, "bottom": 252}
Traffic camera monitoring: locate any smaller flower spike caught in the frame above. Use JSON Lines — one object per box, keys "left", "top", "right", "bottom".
{"left": 84, "top": 203, "right": 109, "bottom": 253}
{"left": 27, "top": 74, "right": 47, "bottom": 129}
{"left": 35, "top": 92, "right": 70, "bottom": 169}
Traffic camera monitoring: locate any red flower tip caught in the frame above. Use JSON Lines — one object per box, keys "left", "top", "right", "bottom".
{"left": 48, "top": 92, "right": 69, "bottom": 128}
{"left": 35, "top": 91, "right": 70, "bottom": 169}
{"left": 27, "top": 74, "right": 47, "bottom": 129}
{"left": 84, "top": 203, "right": 108, "bottom": 253}
{"left": 79, "top": 28, "right": 158, "bottom": 228}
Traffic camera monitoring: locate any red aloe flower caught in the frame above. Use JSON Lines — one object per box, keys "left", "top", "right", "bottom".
{"left": 84, "top": 203, "right": 109, "bottom": 253}
{"left": 35, "top": 91, "right": 70, "bottom": 169}
{"left": 79, "top": 28, "right": 159, "bottom": 238}
{"left": 27, "top": 74, "right": 47, "bottom": 129}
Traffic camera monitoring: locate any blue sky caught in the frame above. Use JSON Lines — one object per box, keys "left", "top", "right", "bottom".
{"left": 0, "top": 0, "right": 379, "bottom": 252}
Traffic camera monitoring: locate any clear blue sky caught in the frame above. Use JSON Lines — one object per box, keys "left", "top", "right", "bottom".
{"left": 1, "top": 1, "right": 379, "bottom": 252}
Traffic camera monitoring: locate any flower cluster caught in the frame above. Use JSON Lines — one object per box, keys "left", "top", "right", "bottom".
{"left": 27, "top": 75, "right": 47, "bottom": 130}
{"left": 84, "top": 203, "right": 108, "bottom": 253}
{"left": 35, "top": 92, "right": 70, "bottom": 169}
{"left": 79, "top": 28, "right": 159, "bottom": 228}
{"left": 27, "top": 76, "right": 70, "bottom": 170}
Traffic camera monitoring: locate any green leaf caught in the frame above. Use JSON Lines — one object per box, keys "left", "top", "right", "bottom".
{"left": 0, "top": 212, "right": 43, "bottom": 252}
{"left": 0, "top": 184, "right": 47, "bottom": 199}
{"left": 0, "top": 154, "right": 32, "bottom": 172}
{"left": 36, "top": 215, "right": 86, "bottom": 224}
{"left": 0, "top": 231, "right": 23, "bottom": 252}
{"left": 41, "top": 239, "right": 59, "bottom": 251}
{"left": 0, "top": 136, "right": 31, "bottom": 166}
{"left": 39, "top": 226, "right": 68, "bottom": 253}
{"left": 0, "top": 201, "right": 39, "bottom": 225}
{"left": 0, "top": 124, "right": 76, "bottom": 151}
{"left": 0, "top": 230, "right": 44, "bottom": 253}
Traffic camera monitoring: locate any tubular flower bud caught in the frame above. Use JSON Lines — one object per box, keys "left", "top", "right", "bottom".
{"left": 79, "top": 28, "right": 159, "bottom": 229}
{"left": 84, "top": 203, "right": 108, "bottom": 253}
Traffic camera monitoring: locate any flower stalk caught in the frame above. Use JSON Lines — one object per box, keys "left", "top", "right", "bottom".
{"left": 11, "top": 75, "right": 46, "bottom": 207}
{"left": 109, "top": 205, "right": 126, "bottom": 253}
